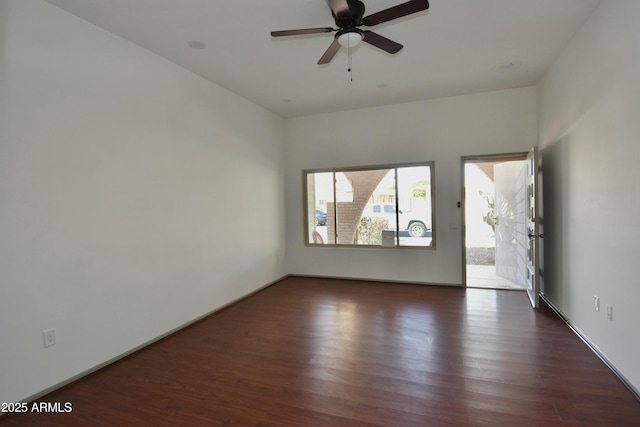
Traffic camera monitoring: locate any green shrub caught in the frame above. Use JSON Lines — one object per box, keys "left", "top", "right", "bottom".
{"left": 356, "top": 217, "right": 389, "bottom": 245}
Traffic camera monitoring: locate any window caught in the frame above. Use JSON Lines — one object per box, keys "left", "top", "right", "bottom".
{"left": 304, "top": 162, "right": 435, "bottom": 248}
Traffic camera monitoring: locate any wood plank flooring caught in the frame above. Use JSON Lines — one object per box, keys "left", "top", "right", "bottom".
{"left": 2, "top": 276, "right": 639, "bottom": 426}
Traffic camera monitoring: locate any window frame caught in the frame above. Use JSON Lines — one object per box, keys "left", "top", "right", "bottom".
{"left": 303, "top": 161, "right": 436, "bottom": 250}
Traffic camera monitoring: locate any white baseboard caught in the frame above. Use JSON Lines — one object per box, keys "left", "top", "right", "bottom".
{"left": 540, "top": 294, "right": 640, "bottom": 401}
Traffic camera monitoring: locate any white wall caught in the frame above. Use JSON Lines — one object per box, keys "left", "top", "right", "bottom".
{"left": 285, "top": 87, "right": 537, "bottom": 284}
{"left": 537, "top": 0, "right": 640, "bottom": 394}
{"left": 0, "top": 0, "right": 286, "bottom": 403}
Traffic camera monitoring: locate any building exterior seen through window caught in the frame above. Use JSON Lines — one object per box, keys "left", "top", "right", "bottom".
{"left": 305, "top": 162, "right": 435, "bottom": 248}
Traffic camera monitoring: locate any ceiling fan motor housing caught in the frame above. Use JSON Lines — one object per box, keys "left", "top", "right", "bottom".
{"left": 333, "top": 0, "right": 366, "bottom": 28}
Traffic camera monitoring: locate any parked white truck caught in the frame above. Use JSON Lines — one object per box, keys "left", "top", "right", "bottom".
{"left": 366, "top": 202, "right": 431, "bottom": 237}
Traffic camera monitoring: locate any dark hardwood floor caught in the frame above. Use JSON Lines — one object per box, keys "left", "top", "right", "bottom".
{"left": 3, "top": 277, "right": 639, "bottom": 426}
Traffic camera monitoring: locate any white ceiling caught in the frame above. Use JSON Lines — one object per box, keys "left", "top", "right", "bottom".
{"left": 44, "top": 0, "right": 600, "bottom": 118}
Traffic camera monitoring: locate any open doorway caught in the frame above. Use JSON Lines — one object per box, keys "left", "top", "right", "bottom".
{"left": 463, "top": 154, "right": 528, "bottom": 290}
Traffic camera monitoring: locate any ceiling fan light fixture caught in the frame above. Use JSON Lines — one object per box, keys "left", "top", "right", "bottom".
{"left": 337, "top": 30, "right": 363, "bottom": 48}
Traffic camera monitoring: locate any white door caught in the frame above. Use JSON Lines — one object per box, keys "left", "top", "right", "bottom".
{"left": 494, "top": 162, "right": 528, "bottom": 287}
{"left": 525, "top": 147, "right": 541, "bottom": 308}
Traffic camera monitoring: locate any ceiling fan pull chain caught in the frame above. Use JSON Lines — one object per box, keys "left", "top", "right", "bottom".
{"left": 347, "top": 39, "right": 354, "bottom": 84}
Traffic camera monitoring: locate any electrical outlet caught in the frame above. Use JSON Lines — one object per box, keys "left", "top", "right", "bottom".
{"left": 606, "top": 305, "right": 613, "bottom": 321}
{"left": 43, "top": 328, "right": 56, "bottom": 348}
{"left": 594, "top": 296, "right": 600, "bottom": 312}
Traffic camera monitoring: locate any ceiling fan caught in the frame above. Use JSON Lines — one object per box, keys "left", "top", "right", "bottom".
{"left": 271, "top": 0, "right": 430, "bottom": 64}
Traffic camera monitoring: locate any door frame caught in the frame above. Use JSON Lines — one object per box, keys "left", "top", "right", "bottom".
{"left": 460, "top": 152, "right": 528, "bottom": 288}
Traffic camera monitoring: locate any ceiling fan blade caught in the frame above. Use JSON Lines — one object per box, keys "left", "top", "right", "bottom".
{"left": 317, "top": 39, "right": 342, "bottom": 64}
{"left": 271, "top": 28, "right": 334, "bottom": 37}
{"left": 362, "top": 31, "right": 403, "bottom": 54}
{"left": 326, "top": 0, "right": 352, "bottom": 20}
{"left": 362, "top": 0, "right": 429, "bottom": 26}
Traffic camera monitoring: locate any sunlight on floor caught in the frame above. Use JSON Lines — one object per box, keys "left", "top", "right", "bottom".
{"left": 466, "top": 265, "right": 526, "bottom": 290}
